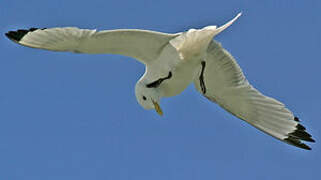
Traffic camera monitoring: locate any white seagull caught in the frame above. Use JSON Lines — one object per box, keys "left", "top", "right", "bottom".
{"left": 5, "top": 13, "right": 315, "bottom": 150}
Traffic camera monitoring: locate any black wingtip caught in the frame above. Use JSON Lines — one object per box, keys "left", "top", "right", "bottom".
{"left": 283, "top": 117, "right": 315, "bottom": 150}
{"left": 284, "top": 138, "right": 312, "bottom": 150}
{"left": 5, "top": 27, "right": 43, "bottom": 42}
{"left": 5, "top": 32, "right": 11, "bottom": 39}
{"left": 288, "top": 127, "right": 315, "bottom": 143}
{"left": 5, "top": 29, "right": 30, "bottom": 42}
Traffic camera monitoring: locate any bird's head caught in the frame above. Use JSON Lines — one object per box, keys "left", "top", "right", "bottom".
{"left": 135, "top": 81, "right": 163, "bottom": 116}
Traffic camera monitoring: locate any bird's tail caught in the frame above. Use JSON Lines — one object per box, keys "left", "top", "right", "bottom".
{"left": 212, "top": 12, "right": 242, "bottom": 36}
{"left": 169, "top": 13, "right": 242, "bottom": 60}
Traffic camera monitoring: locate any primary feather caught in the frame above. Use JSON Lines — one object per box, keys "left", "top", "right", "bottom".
{"left": 5, "top": 27, "right": 179, "bottom": 64}
{"left": 194, "top": 40, "right": 314, "bottom": 150}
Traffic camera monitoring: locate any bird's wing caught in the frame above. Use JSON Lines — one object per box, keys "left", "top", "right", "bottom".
{"left": 194, "top": 40, "right": 315, "bottom": 150}
{"left": 5, "top": 27, "right": 179, "bottom": 64}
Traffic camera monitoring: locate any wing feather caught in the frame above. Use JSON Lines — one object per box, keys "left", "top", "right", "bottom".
{"left": 194, "top": 40, "right": 315, "bottom": 150}
{"left": 5, "top": 27, "right": 179, "bottom": 64}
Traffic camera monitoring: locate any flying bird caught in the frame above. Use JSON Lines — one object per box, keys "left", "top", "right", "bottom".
{"left": 5, "top": 13, "right": 315, "bottom": 150}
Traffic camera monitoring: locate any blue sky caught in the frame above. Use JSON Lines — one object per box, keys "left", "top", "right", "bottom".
{"left": 1, "top": 0, "right": 320, "bottom": 179}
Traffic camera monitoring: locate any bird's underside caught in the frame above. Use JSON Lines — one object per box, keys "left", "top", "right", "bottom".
{"left": 5, "top": 13, "right": 315, "bottom": 150}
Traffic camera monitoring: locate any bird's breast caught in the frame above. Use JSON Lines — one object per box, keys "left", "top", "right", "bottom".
{"left": 160, "top": 60, "right": 200, "bottom": 97}
{"left": 147, "top": 43, "right": 203, "bottom": 97}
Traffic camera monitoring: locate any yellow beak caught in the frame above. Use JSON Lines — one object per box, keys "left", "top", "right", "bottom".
{"left": 152, "top": 100, "right": 163, "bottom": 116}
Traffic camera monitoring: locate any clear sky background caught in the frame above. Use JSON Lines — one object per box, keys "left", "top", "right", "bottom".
{"left": 1, "top": 0, "right": 320, "bottom": 179}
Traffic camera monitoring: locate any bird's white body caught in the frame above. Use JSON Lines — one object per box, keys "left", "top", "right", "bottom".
{"left": 143, "top": 36, "right": 201, "bottom": 97}
{"left": 5, "top": 13, "right": 314, "bottom": 150}
{"left": 142, "top": 21, "right": 238, "bottom": 97}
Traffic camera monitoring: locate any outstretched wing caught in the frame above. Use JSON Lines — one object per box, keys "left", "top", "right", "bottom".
{"left": 194, "top": 40, "right": 315, "bottom": 150}
{"left": 5, "top": 27, "right": 179, "bottom": 64}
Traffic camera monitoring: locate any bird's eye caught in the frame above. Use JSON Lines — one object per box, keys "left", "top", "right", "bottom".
{"left": 142, "top": 96, "right": 147, "bottom": 100}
